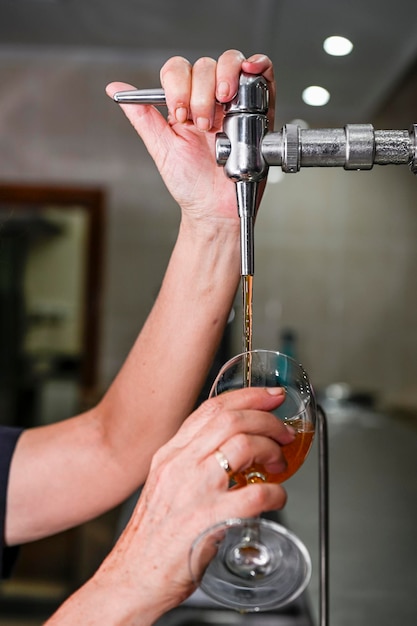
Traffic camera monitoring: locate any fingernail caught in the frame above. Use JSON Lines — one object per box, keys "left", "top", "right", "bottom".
{"left": 265, "top": 387, "right": 285, "bottom": 396}
{"left": 265, "top": 460, "right": 287, "bottom": 474}
{"left": 175, "top": 106, "right": 188, "bottom": 123}
{"left": 217, "top": 81, "right": 230, "bottom": 99}
{"left": 196, "top": 117, "right": 210, "bottom": 131}
{"left": 285, "top": 425, "right": 296, "bottom": 439}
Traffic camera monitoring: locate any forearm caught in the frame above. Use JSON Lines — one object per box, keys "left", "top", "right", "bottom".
{"left": 44, "top": 577, "right": 163, "bottom": 626}
{"left": 5, "top": 214, "right": 240, "bottom": 545}
{"left": 98, "top": 215, "right": 241, "bottom": 486}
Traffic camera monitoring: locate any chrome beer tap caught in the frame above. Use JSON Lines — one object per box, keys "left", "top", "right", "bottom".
{"left": 114, "top": 76, "right": 417, "bottom": 276}
{"left": 114, "top": 72, "right": 269, "bottom": 277}
{"left": 215, "top": 73, "right": 269, "bottom": 276}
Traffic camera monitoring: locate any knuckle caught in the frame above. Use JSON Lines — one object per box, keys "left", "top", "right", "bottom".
{"left": 198, "top": 396, "right": 224, "bottom": 424}
{"left": 218, "top": 49, "right": 245, "bottom": 63}
{"left": 218, "top": 409, "right": 242, "bottom": 433}
{"left": 193, "top": 56, "right": 216, "bottom": 72}
{"left": 160, "top": 56, "right": 191, "bottom": 84}
{"left": 231, "top": 432, "right": 252, "bottom": 458}
{"left": 195, "top": 398, "right": 247, "bottom": 439}
{"left": 150, "top": 445, "right": 184, "bottom": 487}
{"left": 244, "top": 484, "right": 270, "bottom": 510}
{"left": 149, "top": 444, "right": 168, "bottom": 471}
{"left": 161, "top": 55, "right": 190, "bottom": 72}
{"left": 244, "top": 484, "right": 287, "bottom": 514}
{"left": 204, "top": 397, "right": 241, "bottom": 428}
{"left": 209, "top": 394, "right": 227, "bottom": 411}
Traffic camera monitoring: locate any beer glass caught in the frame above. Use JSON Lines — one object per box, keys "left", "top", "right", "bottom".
{"left": 189, "top": 349, "right": 316, "bottom": 612}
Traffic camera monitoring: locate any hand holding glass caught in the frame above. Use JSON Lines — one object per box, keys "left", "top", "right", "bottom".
{"left": 189, "top": 350, "right": 317, "bottom": 612}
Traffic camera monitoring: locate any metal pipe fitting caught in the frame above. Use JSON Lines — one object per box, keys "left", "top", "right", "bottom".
{"left": 261, "top": 125, "right": 417, "bottom": 173}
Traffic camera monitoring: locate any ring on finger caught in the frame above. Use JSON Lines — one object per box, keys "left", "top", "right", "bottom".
{"left": 214, "top": 449, "right": 234, "bottom": 476}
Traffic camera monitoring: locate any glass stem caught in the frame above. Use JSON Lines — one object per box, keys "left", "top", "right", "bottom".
{"left": 242, "top": 518, "right": 262, "bottom": 544}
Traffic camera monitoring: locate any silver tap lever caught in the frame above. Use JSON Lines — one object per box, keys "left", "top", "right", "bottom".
{"left": 113, "top": 88, "right": 166, "bottom": 105}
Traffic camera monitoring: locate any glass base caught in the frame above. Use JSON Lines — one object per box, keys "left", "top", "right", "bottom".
{"left": 189, "top": 518, "right": 312, "bottom": 612}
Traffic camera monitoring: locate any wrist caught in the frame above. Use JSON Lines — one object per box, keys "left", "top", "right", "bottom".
{"left": 46, "top": 572, "right": 166, "bottom": 626}
{"left": 178, "top": 213, "right": 240, "bottom": 253}
{"left": 175, "top": 217, "right": 241, "bottom": 294}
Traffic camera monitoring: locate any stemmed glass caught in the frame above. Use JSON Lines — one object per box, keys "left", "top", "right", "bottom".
{"left": 189, "top": 349, "right": 317, "bottom": 612}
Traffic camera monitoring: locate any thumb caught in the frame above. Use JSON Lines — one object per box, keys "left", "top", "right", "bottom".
{"left": 105, "top": 81, "right": 169, "bottom": 156}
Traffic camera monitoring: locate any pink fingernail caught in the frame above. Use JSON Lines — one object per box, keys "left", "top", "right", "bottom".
{"left": 175, "top": 106, "right": 188, "bottom": 123}
{"left": 217, "top": 81, "right": 230, "bottom": 99}
{"left": 285, "top": 425, "right": 296, "bottom": 439}
{"left": 196, "top": 117, "right": 210, "bottom": 131}
{"left": 266, "top": 387, "right": 285, "bottom": 396}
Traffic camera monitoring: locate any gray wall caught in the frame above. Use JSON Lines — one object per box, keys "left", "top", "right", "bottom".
{"left": 255, "top": 165, "right": 417, "bottom": 401}
{"left": 1, "top": 48, "right": 416, "bottom": 408}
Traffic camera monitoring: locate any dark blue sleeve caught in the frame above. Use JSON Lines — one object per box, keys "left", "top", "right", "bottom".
{"left": 0, "top": 426, "right": 24, "bottom": 578}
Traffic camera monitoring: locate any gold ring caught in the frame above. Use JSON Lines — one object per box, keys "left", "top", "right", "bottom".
{"left": 214, "top": 449, "right": 233, "bottom": 475}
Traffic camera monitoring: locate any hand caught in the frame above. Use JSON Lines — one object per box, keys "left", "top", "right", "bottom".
{"left": 93, "top": 386, "right": 292, "bottom": 619}
{"left": 106, "top": 50, "right": 275, "bottom": 229}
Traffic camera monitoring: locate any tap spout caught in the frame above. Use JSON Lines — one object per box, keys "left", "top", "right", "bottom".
{"left": 236, "top": 181, "right": 258, "bottom": 276}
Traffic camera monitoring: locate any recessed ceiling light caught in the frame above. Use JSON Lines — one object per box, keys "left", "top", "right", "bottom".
{"left": 302, "top": 86, "right": 330, "bottom": 107}
{"left": 323, "top": 35, "right": 354, "bottom": 56}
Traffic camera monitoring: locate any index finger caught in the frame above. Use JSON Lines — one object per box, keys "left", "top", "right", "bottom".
{"left": 243, "top": 54, "right": 276, "bottom": 129}
{"left": 159, "top": 55, "right": 193, "bottom": 125}
{"left": 215, "top": 50, "right": 275, "bottom": 129}
{"left": 172, "top": 386, "right": 288, "bottom": 449}
{"left": 211, "top": 385, "right": 285, "bottom": 412}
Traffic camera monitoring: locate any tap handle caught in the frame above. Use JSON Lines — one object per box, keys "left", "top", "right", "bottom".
{"left": 113, "top": 75, "right": 270, "bottom": 186}
{"left": 216, "top": 73, "right": 270, "bottom": 184}
{"left": 224, "top": 72, "right": 269, "bottom": 114}
{"left": 113, "top": 72, "right": 269, "bottom": 111}
{"left": 113, "top": 88, "right": 166, "bottom": 105}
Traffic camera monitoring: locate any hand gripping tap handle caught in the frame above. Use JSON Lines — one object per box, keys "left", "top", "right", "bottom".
{"left": 114, "top": 73, "right": 269, "bottom": 277}
{"left": 113, "top": 80, "right": 417, "bottom": 276}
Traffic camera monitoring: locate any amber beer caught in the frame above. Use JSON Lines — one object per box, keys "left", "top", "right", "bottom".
{"left": 238, "top": 275, "right": 315, "bottom": 485}
{"left": 242, "top": 275, "right": 253, "bottom": 355}
{"left": 232, "top": 421, "right": 315, "bottom": 487}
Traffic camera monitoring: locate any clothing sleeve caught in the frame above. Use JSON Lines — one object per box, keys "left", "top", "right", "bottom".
{"left": 0, "top": 426, "right": 24, "bottom": 578}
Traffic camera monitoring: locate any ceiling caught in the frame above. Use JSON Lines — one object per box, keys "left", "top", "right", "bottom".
{"left": 1, "top": 0, "right": 417, "bottom": 128}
